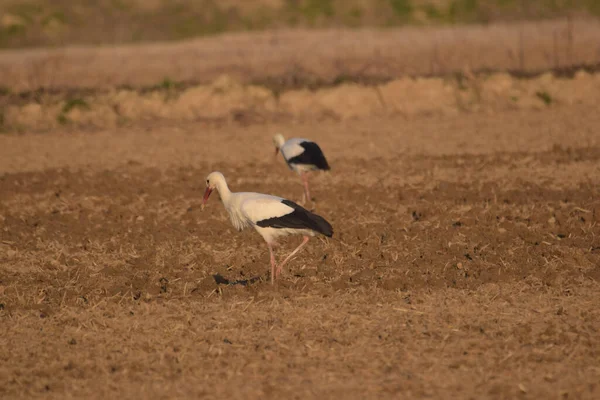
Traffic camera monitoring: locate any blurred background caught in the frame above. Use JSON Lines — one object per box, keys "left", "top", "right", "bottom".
{"left": 1, "top": 0, "right": 599, "bottom": 47}
{"left": 0, "top": 1, "right": 599, "bottom": 131}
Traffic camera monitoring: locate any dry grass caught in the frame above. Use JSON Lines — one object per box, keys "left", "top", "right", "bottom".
{"left": 3, "top": 67, "right": 600, "bottom": 132}
{"left": 2, "top": 102, "right": 600, "bottom": 398}
{"left": 1, "top": 288, "right": 599, "bottom": 398}
{"left": 1, "top": 0, "right": 598, "bottom": 48}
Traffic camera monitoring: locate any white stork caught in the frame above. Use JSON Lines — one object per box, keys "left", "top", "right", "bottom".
{"left": 201, "top": 171, "right": 333, "bottom": 284}
{"left": 273, "top": 133, "right": 331, "bottom": 206}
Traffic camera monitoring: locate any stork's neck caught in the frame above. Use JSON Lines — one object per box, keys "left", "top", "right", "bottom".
{"left": 216, "top": 180, "right": 232, "bottom": 205}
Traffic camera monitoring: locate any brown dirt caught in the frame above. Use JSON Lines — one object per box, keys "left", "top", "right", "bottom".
{"left": 2, "top": 104, "right": 600, "bottom": 399}
{"left": 1, "top": 19, "right": 600, "bottom": 92}
{"left": 2, "top": 25, "right": 600, "bottom": 399}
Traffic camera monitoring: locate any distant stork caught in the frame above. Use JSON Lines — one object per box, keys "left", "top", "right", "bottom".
{"left": 201, "top": 171, "right": 333, "bottom": 284}
{"left": 273, "top": 133, "right": 331, "bottom": 206}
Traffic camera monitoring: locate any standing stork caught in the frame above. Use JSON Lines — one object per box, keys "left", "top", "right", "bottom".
{"left": 273, "top": 133, "right": 331, "bottom": 206}
{"left": 201, "top": 171, "right": 333, "bottom": 284}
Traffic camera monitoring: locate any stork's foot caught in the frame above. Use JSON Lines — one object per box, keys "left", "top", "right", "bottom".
{"left": 268, "top": 237, "right": 310, "bottom": 284}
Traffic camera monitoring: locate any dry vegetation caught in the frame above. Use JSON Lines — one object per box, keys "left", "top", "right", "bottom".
{"left": 3, "top": 69, "right": 600, "bottom": 132}
{"left": 1, "top": 0, "right": 599, "bottom": 48}
{"left": 1, "top": 15, "right": 600, "bottom": 400}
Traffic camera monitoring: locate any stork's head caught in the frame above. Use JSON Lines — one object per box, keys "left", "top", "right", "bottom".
{"left": 273, "top": 133, "right": 285, "bottom": 156}
{"left": 202, "top": 171, "right": 226, "bottom": 210}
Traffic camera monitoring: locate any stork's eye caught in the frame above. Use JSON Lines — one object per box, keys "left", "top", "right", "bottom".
{"left": 206, "top": 180, "right": 210, "bottom": 185}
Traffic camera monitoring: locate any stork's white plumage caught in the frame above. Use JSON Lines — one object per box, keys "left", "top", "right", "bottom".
{"left": 273, "top": 133, "right": 331, "bottom": 206}
{"left": 202, "top": 171, "right": 333, "bottom": 284}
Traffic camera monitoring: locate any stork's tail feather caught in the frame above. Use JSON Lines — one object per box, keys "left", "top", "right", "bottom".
{"left": 318, "top": 156, "right": 331, "bottom": 171}
{"left": 305, "top": 211, "right": 333, "bottom": 237}
{"left": 292, "top": 141, "right": 331, "bottom": 171}
{"left": 256, "top": 199, "right": 333, "bottom": 237}
{"left": 281, "top": 199, "right": 333, "bottom": 237}
{"left": 310, "top": 145, "right": 330, "bottom": 171}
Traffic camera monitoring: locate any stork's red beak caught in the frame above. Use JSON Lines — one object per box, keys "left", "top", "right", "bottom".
{"left": 201, "top": 187, "right": 213, "bottom": 210}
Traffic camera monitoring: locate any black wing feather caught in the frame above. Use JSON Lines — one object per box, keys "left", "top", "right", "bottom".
{"left": 256, "top": 200, "right": 333, "bottom": 237}
{"left": 287, "top": 142, "right": 331, "bottom": 170}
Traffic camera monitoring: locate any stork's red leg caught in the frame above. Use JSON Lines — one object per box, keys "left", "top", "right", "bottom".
{"left": 267, "top": 242, "right": 277, "bottom": 284}
{"left": 300, "top": 173, "right": 311, "bottom": 206}
{"left": 276, "top": 236, "right": 310, "bottom": 278}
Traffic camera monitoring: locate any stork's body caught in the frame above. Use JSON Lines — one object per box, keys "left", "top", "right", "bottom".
{"left": 273, "top": 134, "right": 330, "bottom": 206}
{"left": 202, "top": 172, "right": 333, "bottom": 284}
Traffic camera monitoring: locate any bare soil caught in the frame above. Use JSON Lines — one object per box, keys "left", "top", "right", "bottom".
{"left": 2, "top": 104, "right": 600, "bottom": 399}
{"left": 1, "top": 19, "right": 600, "bottom": 92}
{"left": 1, "top": 26, "right": 600, "bottom": 400}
